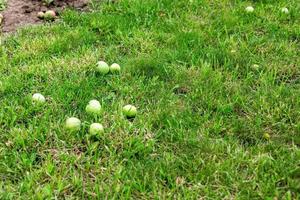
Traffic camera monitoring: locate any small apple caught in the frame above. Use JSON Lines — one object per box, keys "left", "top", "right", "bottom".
{"left": 32, "top": 93, "right": 46, "bottom": 104}
{"left": 281, "top": 7, "right": 289, "bottom": 14}
{"left": 96, "top": 61, "right": 110, "bottom": 74}
{"left": 123, "top": 104, "right": 137, "bottom": 118}
{"left": 245, "top": 6, "right": 254, "bottom": 13}
{"left": 263, "top": 133, "right": 270, "bottom": 140}
{"left": 86, "top": 100, "right": 102, "bottom": 115}
{"left": 251, "top": 64, "right": 260, "bottom": 70}
{"left": 110, "top": 63, "right": 121, "bottom": 73}
{"left": 44, "top": 10, "right": 56, "bottom": 20}
{"left": 37, "top": 11, "right": 45, "bottom": 19}
{"left": 230, "top": 49, "right": 237, "bottom": 54}
{"left": 89, "top": 123, "right": 104, "bottom": 135}
{"left": 65, "top": 117, "right": 81, "bottom": 132}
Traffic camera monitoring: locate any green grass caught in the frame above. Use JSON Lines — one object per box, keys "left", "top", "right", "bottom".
{"left": 0, "top": 0, "right": 300, "bottom": 199}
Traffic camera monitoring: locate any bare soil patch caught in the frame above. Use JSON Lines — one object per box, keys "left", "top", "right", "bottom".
{"left": 0, "top": 0, "right": 88, "bottom": 32}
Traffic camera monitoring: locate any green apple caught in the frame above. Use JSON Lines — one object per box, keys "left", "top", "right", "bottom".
{"left": 96, "top": 61, "right": 110, "bottom": 74}
{"left": 251, "top": 64, "right": 260, "bottom": 70}
{"left": 110, "top": 63, "right": 121, "bottom": 73}
{"left": 86, "top": 100, "right": 102, "bottom": 115}
{"left": 44, "top": 10, "right": 56, "bottom": 20}
{"left": 281, "top": 7, "right": 289, "bottom": 14}
{"left": 230, "top": 49, "right": 237, "bottom": 54}
{"left": 65, "top": 117, "right": 81, "bottom": 132}
{"left": 123, "top": 104, "right": 137, "bottom": 118}
{"left": 245, "top": 6, "right": 254, "bottom": 13}
{"left": 263, "top": 133, "right": 270, "bottom": 140}
{"left": 89, "top": 123, "right": 104, "bottom": 135}
{"left": 32, "top": 93, "right": 46, "bottom": 104}
{"left": 37, "top": 11, "right": 45, "bottom": 19}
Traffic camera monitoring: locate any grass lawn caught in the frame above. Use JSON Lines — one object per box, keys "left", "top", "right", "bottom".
{"left": 0, "top": 0, "right": 299, "bottom": 199}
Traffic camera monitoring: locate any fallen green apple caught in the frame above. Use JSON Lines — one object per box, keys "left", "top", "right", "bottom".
{"left": 96, "top": 61, "right": 110, "bottom": 74}
{"left": 281, "top": 7, "right": 289, "bottom": 14}
{"left": 123, "top": 104, "right": 137, "bottom": 118}
{"left": 251, "top": 64, "right": 260, "bottom": 70}
{"left": 110, "top": 63, "right": 121, "bottom": 73}
{"left": 86, "top": 100, "right": 102, "bottom": 115}
{"left": 89, "top": 123, "right": 104, "bottom": 135}
{"left": 263, "top": 133, "right": 270, "bottom": 140}
{"left": 245, "top": 6, "right": 254, "bottom": 13}
{"left": 37, "top": 11, "right": 45, "bottom": 19}
{"left": 44, "top": 10, "right": 56, "bottom": 20}
{"left": 65, "top": 117, "right": 81, "bottom": 132}
{"left": 32, "top": 93, "right": 46, "bottom": 104}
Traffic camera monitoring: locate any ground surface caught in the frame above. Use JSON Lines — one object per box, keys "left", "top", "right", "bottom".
{"left": 0, "top": 0, "right": 88, "bottom": 32}
{"left": 0, "top": 0, "right": 299, "bottom": 199}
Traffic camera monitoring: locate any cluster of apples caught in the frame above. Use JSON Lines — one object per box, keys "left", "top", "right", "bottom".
{"left": 245, "top": 6, "right": 289, "bottom": 14}
{"left": 65, "top": 99, "right": 137, "bottom": 135}
{"left": 37, "top": 10, "right": 56, "bottom": 21}
{"left": 31, "top": 61, "right": 137, "bottom": 138}
{"left": 96, "top": 61, "right": 121, "bottom": 74}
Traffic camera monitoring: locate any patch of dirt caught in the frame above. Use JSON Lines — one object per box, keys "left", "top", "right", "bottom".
{"left": 0, "top": 0, "right": 89, "bottom": 33}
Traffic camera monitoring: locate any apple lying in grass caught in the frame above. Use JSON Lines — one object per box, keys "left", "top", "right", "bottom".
{"left": 263, "top": 133, "right": 270, "bottom": 140}
{"left": 32, "top": 93, "right": 46, "bottom": 104}
{"left": 65, "top": 117, "right": 81, "bottom": 132}
{"left": 123, "top": 104, "right": 137, "bottom": 118}
{"left": 251, "top": 64, "right": 260, "bottom": 70}
{"left": 245, "top": 6, "right": 254, "bottom": 13}
{"left": 86, "top": 100, "right": 102, "bottom": 115}
{"left": 110, "top": 63, "right": 121, "bottom": 73}
{"left": 89, "top": 123, "right": 104, "bottom": 135}
{"left": 44, "top": 10, "right": 56, "bottom": 20}
{"left": 96, "top": 61, "right": 110, "bottom": 74}
{"left": 281, "top": 7, "right": 289, "bottom": 14}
